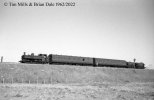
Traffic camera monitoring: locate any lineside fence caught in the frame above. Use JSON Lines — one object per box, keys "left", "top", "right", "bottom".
{"left": 0, "top": 77, "right": 63, "bottom": 84}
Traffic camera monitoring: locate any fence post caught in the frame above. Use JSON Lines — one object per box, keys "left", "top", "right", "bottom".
{"left": 43, "top": 80, "right": 45, "bottom": 84}
{"left": 37, "top": 77, "right": 38, "bottom": 84}
{"left": 11, "top": 77, "right": 13, "bottom": 84}
{"left": 3, "top": 78, "right": 4, "bottom": 84}
{"left": 22, "top": 78, "right": 23, "bottom": 84}
{"left": 50, "top": 77, "right": 52, "bottom": 84}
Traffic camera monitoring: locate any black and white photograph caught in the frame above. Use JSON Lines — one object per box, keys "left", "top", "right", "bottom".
{"left": 0, "top": 0, "right": 154, "bottom": 100}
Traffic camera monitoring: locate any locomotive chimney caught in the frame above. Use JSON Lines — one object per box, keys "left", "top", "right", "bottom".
{"left": 24, "top": 52, "right": 26, "bottom": 55}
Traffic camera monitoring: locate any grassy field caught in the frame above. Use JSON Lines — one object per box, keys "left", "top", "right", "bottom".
{"left": 0, "top": 63, "right": 154, "bottom": 84}
{"left": 0, "top": 63, "right": 154, "bottom": 100}
{"left": 0, "top": 82, "right": 154, "bottom": 100}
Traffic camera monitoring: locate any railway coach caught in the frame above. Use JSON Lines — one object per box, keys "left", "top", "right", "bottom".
{"left": 94, "top": 58, "right": 127, "bottom": 68}
{"left": 48, "top": 54, "right": 93, "bottom": 66}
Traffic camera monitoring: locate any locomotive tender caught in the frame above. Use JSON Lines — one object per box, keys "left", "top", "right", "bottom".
{"left": 20, "top": 52, "right": 145, "bottom": 69}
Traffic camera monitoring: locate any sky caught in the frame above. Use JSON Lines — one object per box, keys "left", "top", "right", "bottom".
{"left": 0, "top": 0, "right": 154, "bottom": 69}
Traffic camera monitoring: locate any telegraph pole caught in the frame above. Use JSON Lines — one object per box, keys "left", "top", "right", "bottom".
{"left": 1, "top": 56, "right": 3, "bottom": 63}
{"left": 133, "top": 58, "right": 136, "bottom": 68}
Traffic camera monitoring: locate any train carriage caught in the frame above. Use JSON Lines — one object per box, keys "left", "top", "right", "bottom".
{"left": 95, "top": 58, "right": 127, "bottom": 67}
{"left": 48, "top": 54, "right": 93, "bottom": 66}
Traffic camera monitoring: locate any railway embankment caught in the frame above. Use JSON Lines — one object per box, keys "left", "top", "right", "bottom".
{"left": 0, "top": 63, "right": 154, "bottom": 84}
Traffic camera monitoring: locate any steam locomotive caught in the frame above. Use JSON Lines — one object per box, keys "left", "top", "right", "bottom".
{"left": 19, "top": 52, "right": 145, "bottom": 69}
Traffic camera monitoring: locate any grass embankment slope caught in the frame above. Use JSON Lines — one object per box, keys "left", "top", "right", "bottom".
{"left": 0, "top": 63, "right": 154, "bottom": 100}
{"left": 0, "top": 63, "right": 154, "bottom": 84}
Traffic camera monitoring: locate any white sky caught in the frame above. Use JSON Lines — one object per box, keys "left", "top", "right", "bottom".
{"left": 0, "top": 0, "right": 154, "bottom": 69}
